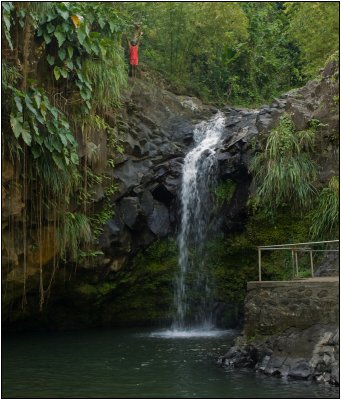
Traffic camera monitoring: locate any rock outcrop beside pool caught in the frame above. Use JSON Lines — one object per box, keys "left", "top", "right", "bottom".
{"left": 219, "top": 279, "right": 340, "bottom": 386}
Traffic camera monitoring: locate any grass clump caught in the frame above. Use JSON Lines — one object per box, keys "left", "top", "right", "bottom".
{"left": 58, "top": 212, "right": 92, "bottom": 261}
{"left": 310, "top": 176, "right": 339, "bottom": 239}
{"left": 250, "top": 114, "right": 318, "bottom": 212}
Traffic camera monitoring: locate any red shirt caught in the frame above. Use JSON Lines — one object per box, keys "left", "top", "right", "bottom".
{"left": 130, "top": 45, "right": 139, "bottom": 66}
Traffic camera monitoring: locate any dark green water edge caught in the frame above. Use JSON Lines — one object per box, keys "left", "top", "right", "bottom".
{"left": 2, "top": 328, "right": 339, "bottom": 399}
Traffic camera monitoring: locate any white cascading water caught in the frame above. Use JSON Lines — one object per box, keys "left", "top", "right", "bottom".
{"left": 172, "top": 111, "right": 226, "bottom": 331}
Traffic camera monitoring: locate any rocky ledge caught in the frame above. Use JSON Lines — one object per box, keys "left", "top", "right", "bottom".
{"left": 218, "top": 279, "right": 339, "bottom": 386}
{"left": 218, "top": 324, "right": 339, "bottom": 386}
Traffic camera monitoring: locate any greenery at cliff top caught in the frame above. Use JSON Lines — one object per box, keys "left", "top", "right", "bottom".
{"left": 117, "top": 1, "right": 339, "bottom": 105}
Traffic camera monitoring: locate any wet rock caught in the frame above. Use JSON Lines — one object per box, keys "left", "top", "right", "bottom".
{"left": 287, "top": 359, "right": 311, "bottom": 380}
{"left": 140, "top": 190, "right": 154, "bottom": 216}
{"left": 119, "top": 197, "right": 144, "bottom": 230}
{"left": 147, "top": 202, "right": 170, "bottom": 237}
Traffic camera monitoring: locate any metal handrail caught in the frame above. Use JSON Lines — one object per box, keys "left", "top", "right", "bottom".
{"left": 257, "top": 240, "right": 339, "bottom": 281}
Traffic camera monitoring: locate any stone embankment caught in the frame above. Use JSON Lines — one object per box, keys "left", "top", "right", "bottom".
{"left": 219, "top": 278, "right": 339, "bottom": 386}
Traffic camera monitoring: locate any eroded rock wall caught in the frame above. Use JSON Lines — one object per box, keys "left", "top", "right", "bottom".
{"left": 219, "top": 279, "right": 339, "bottom": 385}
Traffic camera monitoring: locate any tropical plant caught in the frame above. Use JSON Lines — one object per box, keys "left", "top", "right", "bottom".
{"left": 58, "top": 212, "right": 92, "bottom": 261}
{"left": 2, "top": 1, "right": 128, "bottom": 310}
{"left": 250, "top": 114, "right": 318, "bottom": 212}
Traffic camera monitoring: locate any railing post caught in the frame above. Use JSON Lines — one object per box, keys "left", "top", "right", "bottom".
{"left": 295, "top": 250, "right": 299, "bottom": 277}
{"left": 258, "top": 248, "right": 262, "bottom": 282}
{"left": 310, "top": 250, "right": 314, "bottom": 277}
{"left": 291, "top": 249, "right": 295, "bottom": 279}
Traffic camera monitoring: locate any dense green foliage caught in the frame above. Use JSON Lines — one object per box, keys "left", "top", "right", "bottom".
{"left": 117, "top": 2, "right": 338, "bottom": 105}
{"left": 2, "top": 1, "right": 128, "bottom": 308}
{"left": 250, "top": 114, "right": 318, "bottom": 211}
{"left": 250, "top": 114, "right": 339, "bottom": 241}
{"left": 285, "top": 2, "right": 340, "bottom": 77}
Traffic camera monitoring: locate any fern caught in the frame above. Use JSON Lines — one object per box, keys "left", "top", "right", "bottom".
{"left": 58, "top": 212, "right": 92, "bottom": 261}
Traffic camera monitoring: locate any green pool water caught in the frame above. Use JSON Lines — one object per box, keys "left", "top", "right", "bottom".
{"left": 2, "top": 328, "right": 339, "bottom": 398}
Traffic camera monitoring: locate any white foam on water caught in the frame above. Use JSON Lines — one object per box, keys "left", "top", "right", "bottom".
{"left": 149, "top": 328, "right": 235, "bottom": 339}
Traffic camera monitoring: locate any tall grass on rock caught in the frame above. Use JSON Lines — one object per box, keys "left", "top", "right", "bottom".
{"left": 250, "top": 114, "right": 317, "bottom": 212}
{"left": 310, "top": 176, "right": 339, "bottom": 239}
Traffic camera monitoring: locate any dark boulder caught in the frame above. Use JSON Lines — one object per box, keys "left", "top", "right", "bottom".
{"left": 119, "top": 197, "right": 145, "bottom": 231}
{"left": 140, "top": 190, "right": 154, "bottom": 216}
{"left": 147, "top": 202, "right": 170, "bottom": 237}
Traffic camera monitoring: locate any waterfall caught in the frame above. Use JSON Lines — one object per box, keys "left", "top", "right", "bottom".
{"left": 172, "top": 111, "right": 226, "bottom": 330}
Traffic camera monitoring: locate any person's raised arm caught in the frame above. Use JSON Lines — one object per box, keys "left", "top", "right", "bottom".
{"left": 137, "top": 28, "right": 143, "bottom": 46}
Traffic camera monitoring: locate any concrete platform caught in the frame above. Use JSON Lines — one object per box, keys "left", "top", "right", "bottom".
{"left": 247, "top": 277, "right": 339, "bottom": 289}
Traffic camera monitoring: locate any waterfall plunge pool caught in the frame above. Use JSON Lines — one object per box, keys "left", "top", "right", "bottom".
{"left": 3, "top": 328, "right": 339, "bottom": 398}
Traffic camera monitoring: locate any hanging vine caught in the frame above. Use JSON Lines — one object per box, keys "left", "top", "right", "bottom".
{"left": 1, "top": 1, "right": 128, "bottom": 311}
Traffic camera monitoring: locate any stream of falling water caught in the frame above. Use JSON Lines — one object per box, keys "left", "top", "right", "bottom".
{"left": 172, "top": 112, "right": 226, "bottom": 332}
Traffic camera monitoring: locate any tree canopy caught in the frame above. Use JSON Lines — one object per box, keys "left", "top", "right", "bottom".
{"left": 118, "top": 1, "right": 339, "bottom": 105}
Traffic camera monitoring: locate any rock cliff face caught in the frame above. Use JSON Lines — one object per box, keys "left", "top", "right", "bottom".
{"left": 98, "top": 60, "right": 339, "bottom": 272}
{"left": 2, "top": 61, "right": 339, "bottom": 329}
{"left": 97, "top": 81, "right": 259, "bottom": 271}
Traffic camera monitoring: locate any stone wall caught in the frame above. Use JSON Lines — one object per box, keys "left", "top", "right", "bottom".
{"left": 220, "top": 278, "right": 340, "bottom": 385}
{"left": 244, "top": 280, "right": 339, "bottom": 337}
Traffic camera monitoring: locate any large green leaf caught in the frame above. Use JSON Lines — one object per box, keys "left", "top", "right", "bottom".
{"left": 59, "top": 68, "right": 68, "bottom": 78}
{"left": 14, "top": 96, "right": 22, "bottom": 112}
{"left": 3, "top": 13, "right": 11, "bottom": 31}
{"left": 52, "top": 153, "right": 65, "bottom": 170}
{"left": 67, "top": 45, "right": 74, "bottom": 58}
{"left": 70, "top": 152, "right": 79, "bottom": 164}
{"left": 59, "top": 132, "right": 68, "bottom": 146}
{"left": 54, "top": 66, "right": 61, "bottom": 80}
{"left": 21, "top": 122, "right": 32, "bottom": 146}
{"left": 98, "top": 17, "right": 105, "bottom": 29}
{"left": 55, "top": 31, "right": 66, "bottom": 47}
{"left": 47, "top": 23, "right": 55, "bottom": 34}
{"left": 2, "top": 2, "right": 13, "bottom": 12}
{"left": 31, "top": 121, "right": 40, "bottom": 137}
{"left": 76, "top": 27, "right": 87, "bottom": 45}
{"left": 24, "top": 95, "right": 37, "bottom": 115}
{"left": 11, "top": 115, "right": 32, "bottom": 146}
{"left": 90, "top": 42, "right": 99, "bottom": 55}
{"left": 58, "top": 48, "right": 66, "bottom": 61}
{"left": 80, "top": 88, "right": 91, "bottom": 101}
{"left": 33, "top": 93, "right": 41, "bottom": 109}
{"left": 10, "top": 114, "right": 23, "bottom": 139}
{"left": 58, "top": 8, "right": 69, "bottom": 20}
{"left": 108, "top": 20, "right": 118, "bottom": 33}
{"left": 66, "top": 132, "right": 76, "bottom": 144}
{"left": 43, "top": 32, "right": 52, "bottom": 44}
{"left": 65, "top": 59, "right": 74, "bottom": 70}
{"left": 47, "top": 54, "right": 55, "bottom": 66}
{"left": 51, "top": 136, "right": 63, "bottom": 152}
{"left": 50, "top": 106, "right": 58, "bottom": 119}
{"left": 44, "top": 137, "right": 54, "bottom": 152}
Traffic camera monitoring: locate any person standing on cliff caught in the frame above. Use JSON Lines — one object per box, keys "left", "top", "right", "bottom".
{"left": 126, "top": 23, "right": 143, "bottom": 78}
